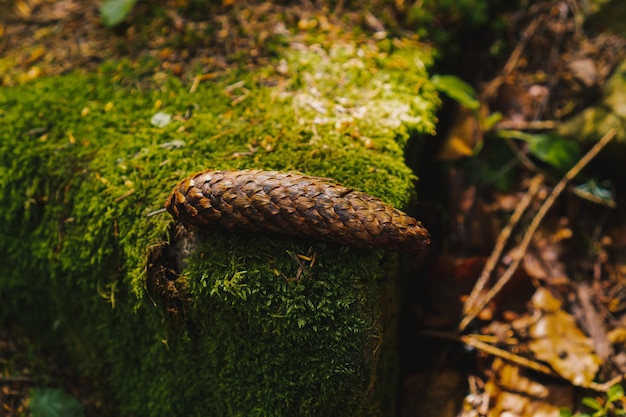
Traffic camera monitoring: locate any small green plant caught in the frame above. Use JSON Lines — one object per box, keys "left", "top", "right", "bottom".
{"left": 100, "top": 0, "right": 138, "bottom": 27}
{"left": 560, "top": 385, "right": 626, "bottom": 417}
{"left": 431, "top": 75, "right": 480, "bottom": 110}
{"left": 29, "top": 388, "right": 85, "bottom": 417}
{"left": 495, "top": 129, "right": 581, "bottom": 172}
{"left": 432, "top": 73, "right": 581, "bottom": 171}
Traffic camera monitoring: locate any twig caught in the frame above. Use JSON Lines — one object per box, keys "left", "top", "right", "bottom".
{"left": 465, "top": 334, "right": 625, "bottom": 392}
{"left": 189, "top": 73, "right": 219, "bottom": 94}
{"left": 424, "top": 330, "right": 626, "bottom": 392}
{"left": 423, "top": 330, "right": 556, "bottom": 376}
{"left": 146, "top": 208, "right": 167, "bottom": 217}
{"left": 495, "top": 120, "right": 558, "bottom": 130}
{"left": 504, "top": 137, "right": 545, "bottom": 175}
{"left": 482, "top": 15, "right": 544, "bottom": 100}
{"left": 461, "top": 335, "right": 557, "bottom": 376}
{"left": 461, "top": 175, "right": 544, "bottom": 327}
{"left": 459, "top": 129, "right": 616, "bottom": 331}
{"left": 115, "top": 188, "right": 135, "bottom": 202}
{"left": 575, "top": 281, "right": 612, "bottom": 362}
{"left": 503, "top": 16, "right": 544, "bottom": 76}
{"left": 588, "top": 375, "right": 625, "bottom": 393}
{"left": 0, "top": 376, "right": 33, "bottom": 383}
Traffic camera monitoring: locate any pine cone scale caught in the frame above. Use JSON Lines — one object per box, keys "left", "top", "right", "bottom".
{"left": 166, "top": 169, "right": 430, "bottom": 251}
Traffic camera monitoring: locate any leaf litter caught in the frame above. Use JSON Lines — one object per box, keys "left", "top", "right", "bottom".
{"left": 404, "top": 1, "right": 626, "bottom": 416}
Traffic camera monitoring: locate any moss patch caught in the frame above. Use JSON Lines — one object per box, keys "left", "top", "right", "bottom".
{"left": 0, "top": 38, "right": 437, "bottom": 416}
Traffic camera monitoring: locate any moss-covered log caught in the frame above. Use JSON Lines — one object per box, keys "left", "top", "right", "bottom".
{"left": 0, "top": 39, "right": 438, "bottom": 416}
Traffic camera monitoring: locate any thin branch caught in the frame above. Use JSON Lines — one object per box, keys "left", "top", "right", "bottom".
{"left": 0, "top": 376, "right": 33, "bottom": 383}
{"left": 461, "top": 335, "right": 557, "bottom": 376}
{"left": 481, "top": 15, "right": 545, "bottom": 100}
{"left": 495, "top": 120, "right": 558, "bottom": 130}
{"left": 462, "top": 175, "right": 543, "bottom": 322}
{"left": 459, "top": 129, "right": 616, "bottom": 331}
{"left": 424, "top": 330, "right": 625, "bottom": 392}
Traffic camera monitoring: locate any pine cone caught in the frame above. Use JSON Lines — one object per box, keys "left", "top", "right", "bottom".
{"left": 166, "top": 169, "right": 430, "bottom": 251}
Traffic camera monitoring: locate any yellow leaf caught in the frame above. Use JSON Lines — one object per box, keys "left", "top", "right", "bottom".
{"left": 608, "top": 327, "right": 626, "bottom": 345}
{"left": 528, "top": 289, "right": 601, "bottom": 386}
{"left": 15, "top": 0, "right": 32, "bottom": 17}
{"left": 437, "top": 104, "right": 484, "bottom": 161}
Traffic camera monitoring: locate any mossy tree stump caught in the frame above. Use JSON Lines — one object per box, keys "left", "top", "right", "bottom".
{"left": 0, "top": 39, "right": 438, "bottom": 416}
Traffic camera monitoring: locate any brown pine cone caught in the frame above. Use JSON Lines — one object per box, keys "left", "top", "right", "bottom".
{"left": 166, "top": 169, "right": 430, "bottom": 251}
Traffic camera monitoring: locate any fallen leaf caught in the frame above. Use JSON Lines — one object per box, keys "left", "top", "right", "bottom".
{"left": 485, "top": 358, "right": 574, "bottom": 417}
{"left": 151, "top": 111, "right": 172, "bottom": 127}
{"left": 528, "top": 288, "right": 602, "bottom": 386}
{"left": 568, "top": 58, "right": 598, "bottom": 88}
{"left": 608, "top": 327, "right": 626, "bottom": 345}
{"left": 437, "top": 104, "right": 484, "bottom": 160}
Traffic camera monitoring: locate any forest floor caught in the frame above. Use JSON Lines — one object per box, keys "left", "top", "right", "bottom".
{"left": 2, "top": 0, "right": 626, "bottom": 416}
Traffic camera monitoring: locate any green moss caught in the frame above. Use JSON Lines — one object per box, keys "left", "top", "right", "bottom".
{"left": 0, "top": 38, "right": 438, "bottom": 416}
{"left": 172, "top": 236, "right": 383, "bottom": 416}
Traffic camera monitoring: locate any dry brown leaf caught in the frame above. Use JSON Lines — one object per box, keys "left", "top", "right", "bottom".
{"left": 528, "top": 288, "right": 602, "bottom": 386}
{"left": 484, "top": 358, "right": 574, "bottom": 417}
{"left": 437, "top": 104, "right": 485, "bottom": 161}
{"left": 523, "top": 227, "right": 571, "bottom": 286}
